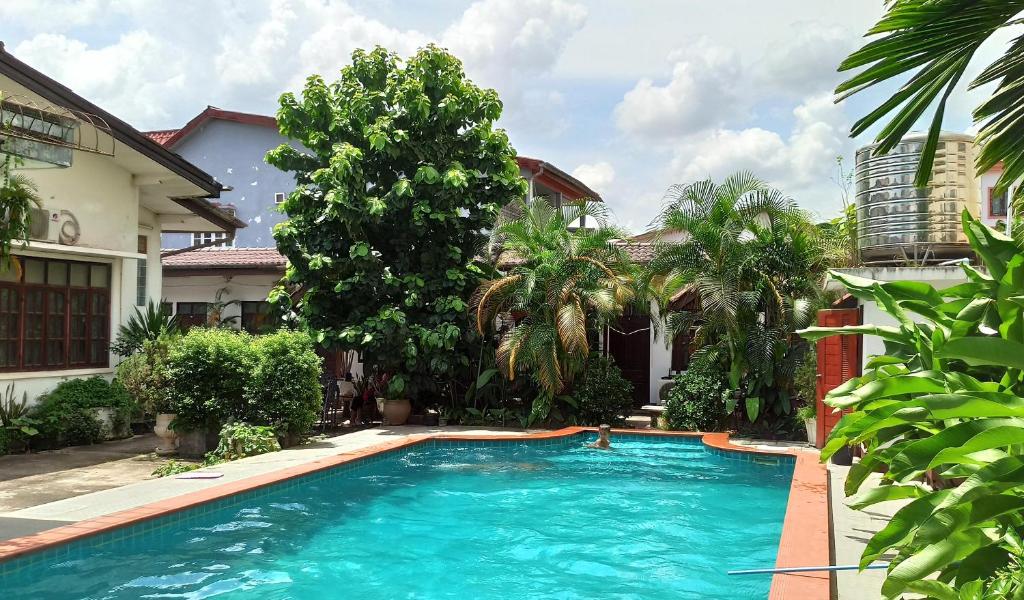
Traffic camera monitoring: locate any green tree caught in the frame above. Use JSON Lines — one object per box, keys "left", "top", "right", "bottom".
{"left": 472, "top": 199, "right": 635, "bottom": 423}
{"left": 267, "top": 46, "right": 526, "bottom": 399}
{"left": 647, "top": 172, "right": 836, "bottom": 425}
{"left": 837, "top": 0, "right": 1024, "bottom": 200}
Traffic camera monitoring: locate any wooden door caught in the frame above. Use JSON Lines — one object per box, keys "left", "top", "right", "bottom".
{"left": 815, "top": 308, "right": 861, "bottom": 448}
{"left": 606, "top": 314, "right": 651, "bottom": 408}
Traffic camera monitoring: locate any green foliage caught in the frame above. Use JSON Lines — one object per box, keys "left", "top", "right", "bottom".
{"left": 33, "top": 377, "right": 134, "bottom": 447}
{"left": 835, "top": 0, "right": 1024, "bottom": 201}
{"left": 799, "top": 212, "right": 1024, "bottom": 598}
{"left": 664, "top": 351, "right": 728, "bottom": 432}
{"left": 110, "top": 301, "right": 178, "bottom": 357}
{"left": 151, "top": 460, "right": 201, "bottom": 478}
{"left": 792, "top": 348, "right": 818, "bottom": 405}
{"left": 573, "top": 355, "right": 634, "bottom": 426}
{"left": 0, "top": 383, "right": 38, "bottom": 453}
{"left": 165, "top": 328, "right": 254, "bottom": 431}
{"left": 244, "top": 330, "right": 323, "bottom": 435}
{"left": 648, "top": 172, "right": 836, "bottom": 428}
{"left": 267, "top": 45, "right": 526, "bottom": 400}
{"left": 795, "top": 403, "right": 816, "bottom": 423}
{"left": 208, "top": 421, "right": 281, "bottom": 462}
{"left": 117, "top": 337, "right": 174, "bottom": 414}
{"left": 473, "top": 198, "right": 636, "bottom": 424}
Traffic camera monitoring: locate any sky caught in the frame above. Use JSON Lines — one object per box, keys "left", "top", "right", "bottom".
{"left": 2, "top": 0, "right": 1006, "bottom": 233}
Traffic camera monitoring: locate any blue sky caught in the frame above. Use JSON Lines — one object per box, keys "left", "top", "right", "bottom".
{"left": 3, "top": 1, "right": 1001, "bottom": 232}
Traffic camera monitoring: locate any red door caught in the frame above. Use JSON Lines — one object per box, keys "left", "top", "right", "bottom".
{"left": 815, "top": 308, "right": 861, "bottom": 448}
{"left": 606, "top": 315, "right": 652, "bottom": 408}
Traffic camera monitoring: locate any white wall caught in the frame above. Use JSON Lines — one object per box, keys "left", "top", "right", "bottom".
{"left": 649, "top": 305, "right": 672, "bottom": 406}
{"left": 840, "top": 266, "right": 970, "bottom": 364}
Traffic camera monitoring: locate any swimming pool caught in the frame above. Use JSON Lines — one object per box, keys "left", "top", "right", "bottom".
{"left": 0, "top": 432, "right": 798, "bottom": 599}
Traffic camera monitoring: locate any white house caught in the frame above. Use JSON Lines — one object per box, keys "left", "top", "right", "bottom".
{"left": 0, "top": 42, "right": 243, "bottom": 402}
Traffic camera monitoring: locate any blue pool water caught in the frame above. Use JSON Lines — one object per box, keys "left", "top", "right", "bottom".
{"left": 1, "top": 435, "right": 793, "bottom": 599}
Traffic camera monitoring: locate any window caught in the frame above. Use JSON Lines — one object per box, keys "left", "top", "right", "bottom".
{"left": 0, "top": 256, "right": 110, "bottom": 372}
{"left": 160, "top": 302, "right": 173, "bottom": 317}
{"left": 175, "top": 302, "right": 208, "bottom": 330}
{"left": 190, "top": 232, "right": 230, "bottom": 247}
{"left": 274, "top": 192, "right": 286, "bottom": 204}
{"left": 989, "top": 188, "right": 1008, "bottom": 218}
{"left": 136, "top": 235, "right": 148, "bottom": 306}
{"left": 241, "top": 301, "right": 276, "bottom": 334}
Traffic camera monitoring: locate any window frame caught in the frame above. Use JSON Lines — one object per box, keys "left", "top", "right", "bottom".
{"left": 240, "top": 301, "right": 275, "bottom": 334}
{"left": 175, "top": 302, "right": 209, "bottom": 330}
{"left": 989, "top": 187, "right": 1009, "bottom": 218}
{"left": 0, "top": 255, "right": 111, "bottom": 373}
{"left": 189, "top": 231, "right": 231, "bottom": 247}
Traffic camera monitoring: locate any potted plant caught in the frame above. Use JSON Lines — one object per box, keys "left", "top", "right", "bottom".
{"left": 380, "top": 375, "right": 411, "bottom": 426}
{"left": 153, "top": 403, "right": 179, "bottom": 456}
{"left": 796, "top": 403, "right": 816, "bottom": 446}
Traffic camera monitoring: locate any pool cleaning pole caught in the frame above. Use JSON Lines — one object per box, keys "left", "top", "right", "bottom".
{"left": 728, "top": 563, "right": 888, "bottom": 576}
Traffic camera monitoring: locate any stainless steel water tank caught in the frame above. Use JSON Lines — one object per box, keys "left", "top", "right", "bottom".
{"left": 854, "top": 132, "right": 979, "bottom": 264}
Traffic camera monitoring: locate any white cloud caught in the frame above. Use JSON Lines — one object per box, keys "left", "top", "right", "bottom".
{"left": 614, "top": 39, "right": 742, "bottom": 140}
{"left": 571, "top": 161, "right": 615, "bottom": 196}
{"left": 756, "top": 24, "right": 860, "bottom": 97}
{"left": 669, "top": 93, "right": 853, "bottom": 218}
{"left": 5, "top": 0, "right": 586, "bottom": 132}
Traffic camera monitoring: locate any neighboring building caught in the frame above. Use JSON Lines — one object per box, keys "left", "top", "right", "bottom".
{"left": 0, "top": 43, "right": 242, "bottom": 402}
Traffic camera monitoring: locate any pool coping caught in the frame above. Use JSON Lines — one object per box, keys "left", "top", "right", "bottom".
{"left": 0, "top": 427, "right": 828, "bottom": 599}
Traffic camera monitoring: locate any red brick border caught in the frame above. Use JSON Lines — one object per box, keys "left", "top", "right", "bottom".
{"left": 0, "top": 428, "right": 829, "bottom": 599}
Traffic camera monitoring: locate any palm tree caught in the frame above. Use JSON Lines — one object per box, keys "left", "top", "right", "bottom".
{"left": 837, "top": 1, "right": 1024, "bottom": 200}
{"left": 472, "top": 198, "right": 635, "bottom": 423}
{"left": 647, "top": 172, "right": 835, "bottom": 423}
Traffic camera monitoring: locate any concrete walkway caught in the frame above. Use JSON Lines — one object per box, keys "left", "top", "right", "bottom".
{"left": 0, "top": 426, "right": 529, "bottom": 542}
{"left": 829, "top": 463, "right": 905, "bottom": 600}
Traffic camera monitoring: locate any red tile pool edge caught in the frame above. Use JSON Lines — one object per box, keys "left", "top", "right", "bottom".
{"left": 0, "top": 428, "right": 829, "bottom": 599}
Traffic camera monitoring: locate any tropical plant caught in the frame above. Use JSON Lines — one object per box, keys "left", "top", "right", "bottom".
{"left": 267, "top": 45, "right": 526, "bottom": 402}
{"left": 207, "top": 287, "right": 240, "bottom": 328}
{"left": 164, "top": 328, "right": 254, "bottom": 432}
{"left": 836, "top": 0, "right": 1024, "bottom": 203}
{"left": 647, "top": 172, "right": 836, "bottom": 425}
{"left": 110, "top": 300, "right": 178, "bottom": 357}
{"left": 573, "top": 354, "right": 634, "bottom": 426}
{"left": 800, "top": 212, "right": 1024, "bottom": 598}
{"left": 0, "top": 383, "right": 39, "bottom": 452}
{"left": 33, "top": 377, "right": 134, "bottom": 447}
{"left": 472, "top": 198, "right": 636, "bottom": 423}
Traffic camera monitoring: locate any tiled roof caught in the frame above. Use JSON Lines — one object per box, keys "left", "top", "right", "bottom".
{"left": 144, "top": 129, "right": 179, "bottom": 146}
{"left": 162, "top": 247, "right": 286, "bottom": 270}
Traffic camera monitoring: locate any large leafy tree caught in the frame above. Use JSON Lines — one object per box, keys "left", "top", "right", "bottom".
{"left": 837, "top": 0, "right": 1024, "bottom": 200}
{"left": 472, "top": 199, "right": 635, "bottom": 423}
{"left": 647, "top": 172, "right": 838, "bottom": 425}
{"left": 802, "top": 214, "right": 1024, "bottom": 598}
{"left": 267, "top": 46, "right": 526, "bottom": 398}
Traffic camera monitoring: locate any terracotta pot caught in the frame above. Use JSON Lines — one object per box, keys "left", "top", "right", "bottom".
{"left": 804, "top": 418, "right": 817, "bottom": 447}
{"left": 154, "top": 413, "right": 178, "bottom": 455}
{"left": 381, "top": 398, "right": 412, "bottom": 426}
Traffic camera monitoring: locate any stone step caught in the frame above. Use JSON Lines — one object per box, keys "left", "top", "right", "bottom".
{"left": 623, "top": 415, "right": 652, "bottom": 429}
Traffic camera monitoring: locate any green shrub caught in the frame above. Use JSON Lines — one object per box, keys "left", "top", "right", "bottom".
{"left": 664, "top": 353, "right": 727, "bottom": 432}
{"left": 573, "top": 355, "right": 634, "bottom": 426}
{"left": 244, "top": 330, "right": 322, "bottom": 435}
{"left": 33, "top": 376, "right": 134, "bottom": 446}
{"left": 208, "top": 420, "right": 280, "bottom": 461}
{"left": 792, "top": 347, "right": 817, "bottom": 405}
{"left": 165, "top": 328, "right": 254, "bottom": 432}
{"left": 117, "top": 337, "right": 174, "bottom": 414}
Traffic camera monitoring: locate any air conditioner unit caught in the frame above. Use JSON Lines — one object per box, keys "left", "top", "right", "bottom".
{"left": 28, "top": 208, "right": 60, "bottom": 243}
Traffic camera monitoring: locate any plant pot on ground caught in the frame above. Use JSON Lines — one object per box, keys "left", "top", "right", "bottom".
{"left": 153, "top": 413, "right": 178, "bottom": 455}
{"left": 381, "top": 398, "right": 412, "bottom": 426}
{"left": 175, "top": 426, "right": 219, "bottom": 458}
{"left": 795, "top": 404, "right": 817, "bottom": 447}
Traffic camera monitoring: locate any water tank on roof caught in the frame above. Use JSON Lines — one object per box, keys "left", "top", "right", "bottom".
{"left": 854, "top": 132, "right": 979, "bottom": 265}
